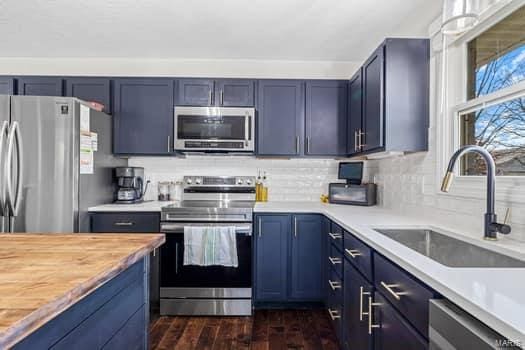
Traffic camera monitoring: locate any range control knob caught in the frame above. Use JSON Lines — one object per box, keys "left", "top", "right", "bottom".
{"left": 195, "top": 178, "right": 202, "bottom": 185}
{"left": 186, "top": 178, "right": 192, "bottom": 185}
{"left": 245, "top": 179, "right": 252, "bottom": 185}
{"left": 237, "top": 178, "right": 244, "bottom": 185}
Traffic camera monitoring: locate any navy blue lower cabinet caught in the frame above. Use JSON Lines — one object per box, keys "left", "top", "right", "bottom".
{"left": 254, "top": 214, "right": 289, "bottom": 301}
{"left": 290, "top": 214, "right": 322, "bottom": 300}
{"left": 16, "top": 77, "right": 64, "bottom": 96}
{"left": 343, "top": 261, "right": 373, "bottom": 350}
{"left": 321, "top": 216, "right": 331, "bottom": 303}
{"left": 372, "top": 292, "right": 428, "bottom": 350}
{"left": 66, "top": 78, "right": 112, "bottom": 113}
{"left": 14, "top": 258, "right": 149, "bottom": 350}
{"left": 0, "top": 77, "right": 15, "bottom": 95}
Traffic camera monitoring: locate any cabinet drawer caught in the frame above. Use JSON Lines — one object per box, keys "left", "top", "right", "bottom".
{"left": 326, "top": 267, "right": 343, "bottom": 343}
{"left": 91, "top": 212, "right": 160, "bottom": 233}
{"left": 328, "top": 242, "right": 343, "bottom": 278}
{"left": 374, "top": 254, "right": 436, "bottom": 339}
{"left": 344, "top": 230, "right": 372, "bottom": 281}
{"left": 329, "top": 221, "right": 344, "bottom": 252}
{"left": 373, "top": 291, "right": 427, "bottom": 350}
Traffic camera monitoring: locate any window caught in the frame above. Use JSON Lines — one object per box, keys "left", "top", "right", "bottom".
{"left": 459, "top": 4, "right": 525, "bottom": 176}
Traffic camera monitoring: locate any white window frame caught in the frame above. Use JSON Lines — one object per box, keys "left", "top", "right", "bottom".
{"left": 436, "top": 0, "right": 525, "bottom": 204}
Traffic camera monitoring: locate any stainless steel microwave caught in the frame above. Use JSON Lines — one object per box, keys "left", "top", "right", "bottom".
{"left": 174, "top": 106, "right": 255, "bottom": 152}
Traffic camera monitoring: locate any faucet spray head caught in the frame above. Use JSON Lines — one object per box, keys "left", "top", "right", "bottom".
{"left": 441, "top": 171, "right": 454, "bottom": 192}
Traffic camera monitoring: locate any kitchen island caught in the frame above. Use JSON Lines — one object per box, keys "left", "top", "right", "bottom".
{"left": 0, "top": 233, "right": 164, "bottom": 349}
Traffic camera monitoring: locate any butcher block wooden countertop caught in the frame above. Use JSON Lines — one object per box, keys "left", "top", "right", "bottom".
{"left": 0, "top": 233, "right": 165, "bottom": 349}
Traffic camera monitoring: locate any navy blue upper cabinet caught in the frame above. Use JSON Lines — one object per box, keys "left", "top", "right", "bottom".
{"left": 362, "top": 45, "right": 385, "bottom": 152}
{"left": 257, "top": 80, "right": 304, "bottom": 156}
{"left": 177, "top": 78, "right": 255, "bottom": 107}
{"left": 290, "top": 214, "right": 322, "bottom": 300}
{"left": 351, "top": 38, "right": 429, "bottom": 157}
{"left": 305, "top": 81, "right": 348, "bottom": 156}
{"left": 347, "top": 70, "right": 363, "bottom": 156}
{"left": 113, "top": 78, "right": 174, "bottom": 155}
{"left": 254, "top": 214, "right": 289, "bottom": 301}
{"left": 215, "top": 79, "right": 255, "bottom": 107}
{"left": 17, "top": 77, "right": 63, "bottom": 96}
{"left": 65, "top": 78, "right": 111, "bottom": 113}
{"left": 0, "top": 77, "right": 15, "bottom": 95}
{"left": 177, "top": 78, "right": 215, "bottom": 106}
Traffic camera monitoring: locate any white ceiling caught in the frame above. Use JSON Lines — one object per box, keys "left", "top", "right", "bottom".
{"left": 0, "top": 0, "right": 441, "bottom": 62}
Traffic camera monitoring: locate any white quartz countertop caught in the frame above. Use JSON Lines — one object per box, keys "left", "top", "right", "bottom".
{"left": 88, "top": 200, "right": 177, "bottom": 212}
{"left": 89, "top": 200, "right": 525, "bottom": 341}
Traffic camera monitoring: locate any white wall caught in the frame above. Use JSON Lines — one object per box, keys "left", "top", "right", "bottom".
{"left": 0, "top": 58, "right": 359, "bottom": 79}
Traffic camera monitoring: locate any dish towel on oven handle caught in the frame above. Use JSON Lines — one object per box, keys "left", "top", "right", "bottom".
{"left": 183, "top": 226, "right": 239, "bottom": 267}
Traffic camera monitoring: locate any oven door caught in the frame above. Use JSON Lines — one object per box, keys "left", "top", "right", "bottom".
{"left": 159, "top": 222, "right": 252, "bottom": 290}
{"left": 174, "top": 106, "right": 254, "bottom": 151}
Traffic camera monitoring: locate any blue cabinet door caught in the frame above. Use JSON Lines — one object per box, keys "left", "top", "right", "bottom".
{"left": 0, "top": 77, "right": 15, "bottom": 95}
{"left": 215, "top": 79, "right": 255, "bottom": 107}
{"left": 373, "top": 292, "right": 427, "bottom": 350}
{"left": 257, "top": 80, "right": 304, "bottom": 156}
{"left": 17, "top": 77, "right": 63, "bottom": 96}
{"left": 362, "top": 45, "right": 385, "bottom": 152}
{"left": 113, "top": 78, "right": 174, "bottom": 154}
{"left": 290, "top": 214, "right": 322, "bottom": 300}
{"left": 177, "top": 79, "right": 214, "bottom": 106}
{"left": 305, "top": 81, "right": 347, "bottom": 156}
{"left": 343, "top": 261, "right": 373, "bottom": 350}
{"left": 254, "top": 214, "right": 290, "bottom": 301}
{"left": 66, "top": 78, "right": 111, "bottom": 113}
{"left": 348, "top": 69, "right": 363, "bottom": 155}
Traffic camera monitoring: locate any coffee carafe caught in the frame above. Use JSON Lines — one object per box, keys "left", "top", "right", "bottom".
{"left": 115, "top": 167, "right": 148, "bottom": 203}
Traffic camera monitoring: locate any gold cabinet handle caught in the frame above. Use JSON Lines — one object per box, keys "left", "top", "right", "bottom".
{"left": 380, "top": 281, "right": 408, "bottom": 300}
{"left": 328, "top": 257, "right": 342, "bottom": 265}
{"left": 345, "top": 248, "right": 362, "bottom": 258}
{"left": 359, "top": 286, "right": 371, "bottom": 321}
{"left": 328, "top": 308, "right": 341, "bottom": 320}
{"left": 328, "top": 280, "right": 342, "bottom": 290}
{"left": 368, "top": 297, "right": 381, "bottom": 334}
{"left": 328, "top": 232, "right": 342, "bottom": 240}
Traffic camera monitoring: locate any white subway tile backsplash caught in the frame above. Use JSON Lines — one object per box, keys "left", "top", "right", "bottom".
{"left": 128, "top": 156, "right": 351, "bottom": 203}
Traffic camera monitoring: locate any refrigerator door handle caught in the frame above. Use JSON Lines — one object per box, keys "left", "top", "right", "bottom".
{"left": 5, "top": 121, "right": 23, "bottom": 217}
{"left": 0, "top": 120, "right": 9, "bottom": 217}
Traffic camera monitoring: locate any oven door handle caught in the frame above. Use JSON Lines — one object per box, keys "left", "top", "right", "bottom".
{"left": 160, "top": 223, "right": 252, "bottom": 235}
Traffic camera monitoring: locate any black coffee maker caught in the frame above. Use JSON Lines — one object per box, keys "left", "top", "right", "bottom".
{"left": 115, "top": 167, "right": 148, "bottom": 203}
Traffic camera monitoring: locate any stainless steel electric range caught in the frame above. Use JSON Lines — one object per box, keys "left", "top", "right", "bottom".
{"left": 159, "top": 176, "right": 255, "bottom": 316}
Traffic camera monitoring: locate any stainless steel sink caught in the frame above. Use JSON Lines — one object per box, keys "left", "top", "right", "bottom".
{"left": 373, "top": 229, "right": 525, "bottom": 268}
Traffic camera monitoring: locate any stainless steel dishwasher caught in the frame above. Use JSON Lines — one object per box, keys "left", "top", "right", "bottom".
{"left": 429, "top": 299, "right": 522, "bottom": 350}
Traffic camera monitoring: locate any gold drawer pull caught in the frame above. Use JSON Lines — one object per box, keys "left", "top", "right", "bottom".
{"left": 328, "top": 232, "right": 342, "bottom": 240}
{"left": 380, "top": 281, "right": 408, "bottom": 300}
{"left": 328, "top": 308, "right": 341, "bottom": 320}
{"left": 345, "top": 248, "right": 362, "bottom": 258}
{"left": 359, "top": 286, "right": 371, "bottom": 321}
{"left": 328, "top": 280, "right": 342, "bottom": 290}
{"left": 328, "top": 257, "right": 342, "bottom": 265}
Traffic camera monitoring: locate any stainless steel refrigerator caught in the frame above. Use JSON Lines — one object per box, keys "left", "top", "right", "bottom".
{"left": 0, "top": 95, "right": 126, "bottom": 233}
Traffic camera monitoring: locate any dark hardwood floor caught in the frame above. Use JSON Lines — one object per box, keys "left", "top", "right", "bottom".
{"left": 149, "top": 309, "right": 339, "bottom": 350}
